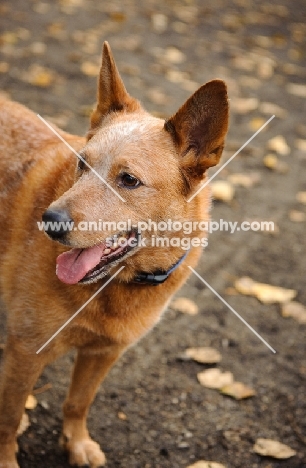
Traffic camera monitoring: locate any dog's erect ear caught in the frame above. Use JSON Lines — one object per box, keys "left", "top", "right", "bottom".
{"left": 89, "top": 42, "right": 141, "bottom": 135}
{"left": 164, "top": 79, "right": 229, "bottom": 183}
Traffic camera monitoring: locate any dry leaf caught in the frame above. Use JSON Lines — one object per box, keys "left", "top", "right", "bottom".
{"left": 24, "top": 65, "right": 55, "bottom": 87}
{"left": 253, "top": 438, "right": 296, "bottom": 459}
{"left": 17, "top": 413, "right": 30, "bottom": 436}
{"left": 170, "top": 297, "right": 198, "bottom": 315}
{"left": 289, "top": 210, "right": 305, "bottom": 222}
{"left": 118, "top": 411, "right": 127, "bottom": 420}
{"left": 184, "top": 347, "right": 222, "bottom": 364}
{"left": 286, "top": 83, "right": 306, "bottom": 98}
{"left": 81, "top": 61, "right": 100, "bottom": 77}
{"left": 164, "top": 47, "right": 186, "bottom": 64}
{"left": 234, "top": 277, "right": 296, "bottom": 304}
{"left": 151, "top": 13, "right": 168, "bottom": 33}
{"left": 0, "top": 62, "right": 9, "bottom": 73}
{"left": 267, "top": 136, "right": 290, "bottom": 155}
{"left": 197, "top": 368, "right": 234, "bottom": 389}
{"left": 187, "top": 462, "right": 226, "bottom": 468}
{"left": 211, "top": 181, "right": 234, "bottom": 202}
{"left": 146, "top": 88, "right": 167, "bottom": 105}
{"left": 259, "top": 102, "right": 287, "bottom": 118}
{"left": 227, "top": 172, "right": 260, "bottom": 188}
{"left": 220, "top": 381, "right": 256, "bottom": 400}
{"left": 296, "top": 191, "right": 306, "bottom": 204}
{"left": 249, "top": 117, "right": 266, "bottom": 131}
{"left": 295, "top": 139, "right": 306, "bottom": 152}
{"left": 231, "top": 97, "right": 258, "bottom": 114}
{"left": 25, "top": 394, "right": 37, "bottom": 410}
{"left": 282, "top": 301, "right": 306, "bottom": 324}
{"left": 263, "top": 154, "right": 289, "bottom": 173}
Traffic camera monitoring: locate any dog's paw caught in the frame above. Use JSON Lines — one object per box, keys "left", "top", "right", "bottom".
{"left": 61, "top": 436, "right": 106, "bottom": 467}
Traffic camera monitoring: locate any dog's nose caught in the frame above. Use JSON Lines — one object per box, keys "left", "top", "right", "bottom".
{"left": 42, "top": 208, "right": 74, "bottom": 240}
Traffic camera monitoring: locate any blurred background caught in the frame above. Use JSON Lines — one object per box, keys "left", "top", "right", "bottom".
{"left": 0, "top": 1, "right": 306, "bottom": 467}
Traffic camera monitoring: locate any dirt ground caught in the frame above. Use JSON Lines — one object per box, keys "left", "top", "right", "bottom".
{"left": 0, "top": 0, "right": 306, "bottom": 467}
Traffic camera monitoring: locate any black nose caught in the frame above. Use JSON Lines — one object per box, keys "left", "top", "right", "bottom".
{"left": 42, "top": 209, "right": 74, "bottom": 240}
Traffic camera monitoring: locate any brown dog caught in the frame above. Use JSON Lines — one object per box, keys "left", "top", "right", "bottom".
{"left": 0, "top": 42, "right": 229, "bottom": 467}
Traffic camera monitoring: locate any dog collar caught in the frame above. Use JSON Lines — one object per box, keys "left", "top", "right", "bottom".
{"left": 132, "top": 251, "right": 189, "bottom": 286}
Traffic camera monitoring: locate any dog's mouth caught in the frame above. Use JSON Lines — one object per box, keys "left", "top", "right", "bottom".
{"left": 56, "top": 231, "right": 138, "bottom": 285}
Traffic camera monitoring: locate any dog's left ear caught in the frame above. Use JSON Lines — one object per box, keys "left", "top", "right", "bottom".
{"left": 88, "top": 42, "right": 141, "bottom": 137}
{"left": 164, "top": 79, "right": 229, "bottom": 182}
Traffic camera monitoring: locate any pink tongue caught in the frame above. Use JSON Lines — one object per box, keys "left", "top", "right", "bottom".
{"left": 56, "top": 244, "right": 106, "bottom": 284}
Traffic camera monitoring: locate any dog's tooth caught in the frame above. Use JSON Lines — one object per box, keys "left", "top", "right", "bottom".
{"left": 112, "top": 242, "right": 118, "bottom": 249}
{"left": 104, "top": 248, "right": 111, "bottom": 255}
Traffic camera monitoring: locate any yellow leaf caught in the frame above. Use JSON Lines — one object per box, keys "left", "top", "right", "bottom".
{"left": 185, "top": 347, "right": 222, "bottom": 364}
{"left": 220, "top": 381, "right": 256, "bottom": 400}
{"left": 234, "top": 277, "right": 296, "bottom": 304}
{"left": 25, "top": 394, "right": 37, "bottom": 410}
{"left": 253, "top": 438, "right": 296, "bottom": 459}
{"left": 282, "top": 301, "right": 306, "bottom": 324}
{"left": 170, "top": 297, "right": 198, "bottom": 315}
{"left": 197, "top": 368, "right": 234, "bottom": 389}
{"left": 211, "top": 181, "right": 234, "bottom": 202}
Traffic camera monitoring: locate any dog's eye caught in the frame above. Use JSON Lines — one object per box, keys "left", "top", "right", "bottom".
{"left": 77, "top": 156, "right": 86, "bottom": 172}
{"left": 118, "top": 172, "right": 141, "bottom": 189}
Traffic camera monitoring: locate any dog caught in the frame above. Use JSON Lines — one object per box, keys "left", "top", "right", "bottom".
{"left": 0, "top": 42, "right": 229, "bottom": 467}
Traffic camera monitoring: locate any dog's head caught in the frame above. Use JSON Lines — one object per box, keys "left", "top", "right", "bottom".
{"left": 43, "top": 42, "right": 229, "bottom": 285}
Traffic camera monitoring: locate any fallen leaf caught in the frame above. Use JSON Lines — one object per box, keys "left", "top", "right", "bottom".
{"left": 227, "top": 172, "right": 260, "bottom": 188}
{"left": 253, "top": 438, "right": 296, "bottom": 459}
{"left": 197, "top": 368, "right": 234, "bottom": 389}
{"left": 258, "top": 102, "right": 287, "bottom": 118}
{"left": 164, "top": 47, "right": 186, "bottom": 64}
{"left": 282, "top": 301, "right": 306, "bottom": 324}
{"left": 0, "top": 61, "right": 9, "bottom": 73}
{"left": 184, "top": 347, "right": 222, "bottom": 364}
{"left": 146, "top": 88, "right": 168, "bottom": 105}
{"left": 263, "top": 154, "right": 289, "bottom": 173}
{"left": 17, "top": 413, "right": 30, "bottom": 436}
{"left": 220, "top": 381, "right": 256, "bottom": 400}
{"left": 234, "top": 277, "right": 296, "bottom": 304}
{"left": 267, "top": 136, "right": 290, "bottom": 155}
{"left": 170, "top": 297, "right": 198, "bottom": 315}
{"left": 295, "top": 139, "right": 306, "bottom": 152}
{"left": 151, "top": 13, "right": 168, "bottom": 33}
{"left": 24, "top": 64, "right": 55, "bottom": 87}
{"left": 286, "top": 83, "right": 306, "bottom": 98}
{"left": 249, "top": 117, "right": 266, "bottom": 131}
{"left": 231, "top": 97, "right": 258, "bottom": 114}
{"left": 296, "top": 191, "right": 306, "bottom": 204}
{"left": 25, "top": 394, "right": 37, "bottom": 410}
{"left": 289, "top": 210, "right": 305, "bottom": 222}
{"left": 81, "top": 61, "right": 100, "bottom": 77}
{"left": 211, "top": 181, "right": 235, "bottom": 202}
{"left": 187, "top": 461, "right": 226, "bottom": 468}
{"left": 118, "top": 411, "right": 127, "bottom": 420}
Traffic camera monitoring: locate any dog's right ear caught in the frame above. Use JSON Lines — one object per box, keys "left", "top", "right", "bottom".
{"left": 88, "top": 42, "right": 141, "bottom": 138}
{"left": 164, "top": 79, "right": 229, "bottom": 187}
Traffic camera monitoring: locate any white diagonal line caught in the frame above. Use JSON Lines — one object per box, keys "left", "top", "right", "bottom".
{"left": 187, "top": 115, "right": 275, "bottom": 202}
{"left": 37, "top": 114, "right": 126, "bottom": 202}
{"left": 188, "top": 266, "right": 276, "bottom": 353}
{"left": 36, "top": 266, "right": 125, "bottom": 354}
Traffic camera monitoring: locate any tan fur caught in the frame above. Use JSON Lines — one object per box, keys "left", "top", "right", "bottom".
{"left": 0, "top": 42, "right": 229, "bottom": 467}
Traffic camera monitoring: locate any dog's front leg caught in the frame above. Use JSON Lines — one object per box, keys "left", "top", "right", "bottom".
{"left": 61, "top": 345, "right": 123, "bottom": 467}
{"left": 0, "top": 336, "right": 44, "bottom": 468}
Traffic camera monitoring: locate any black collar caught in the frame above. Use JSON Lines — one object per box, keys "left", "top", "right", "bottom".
{"left": 132, "top": 251, "right": 188, "bottom": 286}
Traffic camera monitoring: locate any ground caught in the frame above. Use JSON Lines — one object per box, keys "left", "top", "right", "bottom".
{"left": 0, "top": 0, "right": 306, "bottom": 467}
